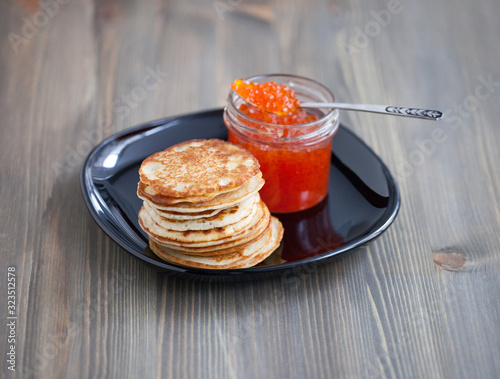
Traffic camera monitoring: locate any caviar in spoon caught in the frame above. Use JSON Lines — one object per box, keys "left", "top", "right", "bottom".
{"left": 231, "top": 78, "right": 301, "bottom": 116}
{"left": 230, "top": 78, "right": 318, "bottom": 125}
{"left": 231, "top": 78, "right": 442, "bottom": 121}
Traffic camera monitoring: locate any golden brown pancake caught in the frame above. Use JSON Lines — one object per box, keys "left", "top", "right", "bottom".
{"left": 139, "top": 199, "right": 269, "bottom": 246}
{"left": 137, "top": 138, "right": 284, "bottom": 269}
{"left": 154, "top": 206, "right": 226, "bottom": 220}
{"left": 138, "top": 200, "right": 258, "bottom": 243}
{"left": 138, "top": 174, "right": 264, "bottom": 211}
{"left": 230, "top": 218, "right": 284, "bottom": 268}
{"left": 143, "top": 194, "right": 258, "bottom": 231}
{"left": 154, "top": 214, "right": 271, "bottom": 257}
{"left": 149, "top": 217, "right": 283, "bottom": 269}
{"left": 139, "top": 139, "right": 260, "bottom": 198}
{"left": 150, "top": 209, "right": 271, "bottom": 256}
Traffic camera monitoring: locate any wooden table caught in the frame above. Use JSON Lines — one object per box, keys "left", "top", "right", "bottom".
{"left": 1, "top": 0, "right": 499, "bottom": 378}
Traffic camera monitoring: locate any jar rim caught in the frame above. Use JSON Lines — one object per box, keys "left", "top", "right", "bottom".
{"left": 228, "top": 73, "right": 338, "bottom": 129}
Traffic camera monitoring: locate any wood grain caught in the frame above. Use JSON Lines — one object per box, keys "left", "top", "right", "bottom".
{"left": 1, "top": 0, "right": 499, "bottom": 378}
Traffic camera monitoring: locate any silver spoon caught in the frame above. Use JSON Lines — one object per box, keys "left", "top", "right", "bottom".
{"left": 300, "top": 102, "right": 443, "bottom": 120}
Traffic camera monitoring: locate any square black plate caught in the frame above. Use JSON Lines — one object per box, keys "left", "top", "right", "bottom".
{"left": 80, "top": 109, "right": 400, "bottom": 278}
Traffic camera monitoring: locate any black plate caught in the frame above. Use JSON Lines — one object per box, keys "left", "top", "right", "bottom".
{"left": 80, "top": 109, "right": 400, "bottom": 277}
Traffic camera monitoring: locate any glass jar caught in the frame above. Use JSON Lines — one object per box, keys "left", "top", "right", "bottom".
{"left": 224, "top": 74, "right": 339, "bottom": 213}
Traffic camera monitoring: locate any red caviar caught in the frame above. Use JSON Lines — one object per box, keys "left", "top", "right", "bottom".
{"left": 228, "top": 131, "right": 332, "bottom": 213}
{"left": 237, "top": 103, "right": 318, "bottom": 126}
{"left": 225, "top": 76, "right": 338, "bottom": 213}
{"left": 231, "top": 79, "right": 301, "bottom": 116}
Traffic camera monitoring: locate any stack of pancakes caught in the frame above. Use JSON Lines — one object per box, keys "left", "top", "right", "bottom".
{"left": 137, "top": 139, "right": 283, "bottom": 269}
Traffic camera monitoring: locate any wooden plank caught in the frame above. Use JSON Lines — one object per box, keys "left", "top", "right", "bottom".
{"left": 0, "top": 0, "right": 499, "bottom": 378}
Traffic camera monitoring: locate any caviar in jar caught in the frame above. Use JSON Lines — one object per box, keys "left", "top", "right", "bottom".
{"left": 224, "top": 74, "right": 339, "bottom": 213}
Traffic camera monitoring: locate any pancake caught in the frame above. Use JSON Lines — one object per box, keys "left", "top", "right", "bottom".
{"left": 143, "top": 193, "right": 258, "bottom": 231}
{"left": 138, "top": 174, "right": 264, "bottom": 212}
{"left": 139, "top": 199, "right": 270, "bottom": 245}
{"left": 139, "top": 201, "right": 257, "bottom": 244}
{"left": 153, "top": 206, "right": 226, "bottom": 221}
{"left": 139, "top": 139, "right": 260, "bottom": 198}
{"left": 148, "top": 201, "right": 271, "bottom": 250}
{"left": 149, "top": 224, "right": 272, "bottom": 269}
{"left": 149, "top": 217, "right": 283, "bottom": 269}
{"left": 229, "top": 217, "right": 284, "bottom": 268}
{"left": 155, "top": 214, "right": 270, "bottom": 257}
{"left": 137, "top": 138, "right": 284, "bottom": 270}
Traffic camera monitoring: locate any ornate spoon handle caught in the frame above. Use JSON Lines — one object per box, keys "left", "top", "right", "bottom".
{"left": 301, "top": 102, "right": 443, "bottom": 120}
